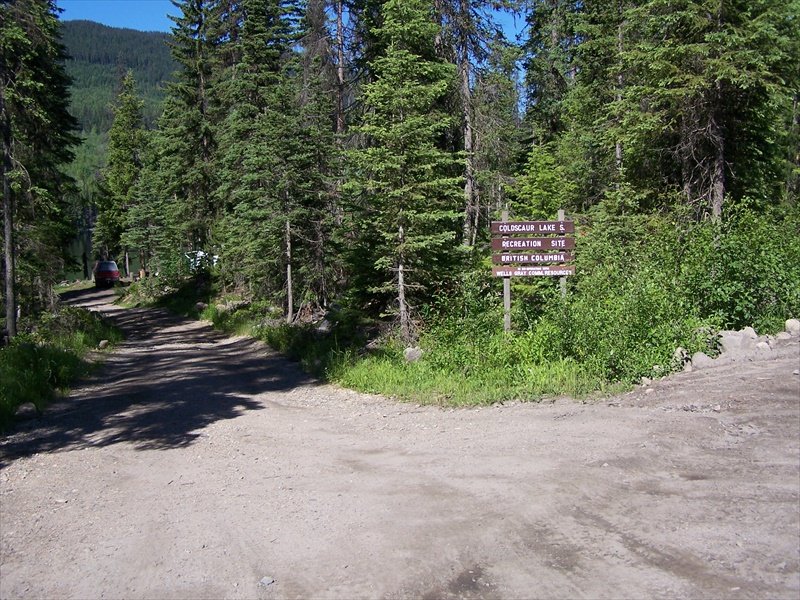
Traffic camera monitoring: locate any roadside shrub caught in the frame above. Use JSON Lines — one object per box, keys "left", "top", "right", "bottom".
{"left": 679, "top": 206, "right": 800, "bottom": 332}
{"left": 543, "top": 263, "right": 708, "bottom": 381}
{"left": 124, "top": 273, "right": 211, "bottom": 317}
{"left": 258, "top": 307, "right": 371, "bottom": 376}
{"left": 0, "top": 306, "right": 120, "bottom": 431}
{"left": 0, "top": 337, "right": 84, "bottom": 413}
{"left": 37, "top": 306, "right": 122, "bottom": 351}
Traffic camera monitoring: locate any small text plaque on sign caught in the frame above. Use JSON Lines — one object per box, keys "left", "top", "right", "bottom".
{"left": 492, "top": 265, "right": 576, "bottom": 277}
{"left": 492, "top": 252, "right": 573, "bottom": 264}
{"left": 490, "top": 221, "right": 575, "bottom": 235}
{"left": 491, "top": 237, "right": 575, "bottom": 251}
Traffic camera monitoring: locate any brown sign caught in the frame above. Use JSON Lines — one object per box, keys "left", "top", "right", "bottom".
{"left": 492, "top": 252, "right": 573, "bottom": 264}
{"left": 491, "top": 221, "right": 574, "bottom": 235}
{"left": 493, "top": 265, "right": 576, "bottom": 277}
{"left": 492, "top": 237, "right": 575, "bottom": 251}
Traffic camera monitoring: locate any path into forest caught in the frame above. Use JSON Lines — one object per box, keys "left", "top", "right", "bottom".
{"left": 1, "top": 287, "right": 798, "bottom": 599}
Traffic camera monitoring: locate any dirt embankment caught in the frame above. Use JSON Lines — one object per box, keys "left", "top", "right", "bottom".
{"left": 1, "top": 288, "right": 798, "bottom": 599}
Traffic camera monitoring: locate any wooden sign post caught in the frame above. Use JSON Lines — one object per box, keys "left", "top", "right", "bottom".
{"left": 501, "top": 210, "right": 511, "bottom": 332}
{"left": 492, "top": 211, "right": 575, "bottom": 332}
{"left": 558, "top": 209, "right": 567, "bottom": 298}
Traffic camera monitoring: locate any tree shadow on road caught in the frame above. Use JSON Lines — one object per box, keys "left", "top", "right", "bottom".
{"left": 0, "top": 294, "right": 316, "bottom": 466}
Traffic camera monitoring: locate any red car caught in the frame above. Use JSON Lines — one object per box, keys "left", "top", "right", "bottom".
{"left": 94, "top": 260, "right": 120, "bottom": 287}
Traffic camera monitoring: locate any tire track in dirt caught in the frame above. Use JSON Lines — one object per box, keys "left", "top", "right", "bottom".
{"left": 1, "top": 288, "right": 798, "bottom": 599}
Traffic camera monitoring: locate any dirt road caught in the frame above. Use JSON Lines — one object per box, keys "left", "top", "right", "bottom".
{"left": 1, "top": 288, "right": 798, "bottom": 599}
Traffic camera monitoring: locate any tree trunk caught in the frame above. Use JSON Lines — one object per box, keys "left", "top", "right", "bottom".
{"left": 710, "top": 80, "right": 725, "bottom": 221}
{"left": 335, "top": 0, "right": 346, "bottom": 136}
{"left": 285, "top": 217, "right": 293, "bottom": 324}
{"left": 1, "top": 90, "right": 16, "bottom": 339}
{"left": 709, "top": 5, "right": 726, "bottom": 221}
{"left": 397, "top": 224, "right": 409, "bottom": 343}
{"left": 787, "top": 93, "right": 798, "bottom": 200}
{"left": 460, "top": 49, "right": 477, "bottom": 246}
{"left": 615, "top": 4, "right": 624, "bottom": 181}
{"left": 710, "top": 122, "right": 725, "bottom": 221}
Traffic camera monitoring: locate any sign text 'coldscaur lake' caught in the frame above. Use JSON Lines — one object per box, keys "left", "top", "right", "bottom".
{"left": 490, "top": 221, "right": 575, "bottom": 234}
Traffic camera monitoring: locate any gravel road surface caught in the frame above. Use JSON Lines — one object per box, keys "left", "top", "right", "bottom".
{"left": 1, "top": 288, "right": 798, "bottom": 599}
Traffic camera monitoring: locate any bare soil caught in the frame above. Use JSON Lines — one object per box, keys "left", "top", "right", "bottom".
{"left": 1, "top": 288, "right": 798, "bottom": 599}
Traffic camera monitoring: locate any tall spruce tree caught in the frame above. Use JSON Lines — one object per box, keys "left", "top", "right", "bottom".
{"left": 293, "top": 0, "right": 342, "bottom": 310}
{"left": 214, "top": 0, "right": 303, "bottom": 311}
{"left": 434, "top": 0, "right": 518, "bottom": 245}
{"left": 564, "top": 0, "right": 631, "bottom": 209}
{"left": 159, "top": 0, "right": 219, "bottom": 256}
{"left": 122, "top": 132, "right": 162, "bottom": 274}
{"left": 522, "top": 0, "right": 579, "bottom": 144}
{"left": 620, "top": 0, "right": 799, "bottom": 218}
{"left": 94, "top": 70, "right": 145, "bottom": 273}
{"left": 472, "top": 40, "right": 522, "bottom": 225}
{"left": 1, "top": 0, "right": 77, "bottom": 338}
{"left": 347, "top": 0, "right": 462, "bottom": 341}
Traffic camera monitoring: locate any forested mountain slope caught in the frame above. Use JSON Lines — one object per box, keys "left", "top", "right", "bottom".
{"left": 61, "top": 20, "right": 174, "bottom": 132}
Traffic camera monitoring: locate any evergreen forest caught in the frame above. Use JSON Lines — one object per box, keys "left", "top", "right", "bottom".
{"left": 2, "top": 0, "right": 799, "bottom": 406}
{"left": 61, "top": 20, "right": 175, "bottom": 132}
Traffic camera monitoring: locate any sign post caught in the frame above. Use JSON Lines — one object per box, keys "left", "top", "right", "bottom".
{"left": 491, "top": 211, "right": 575, "bottom": 331}
{"left": 558, "top": 209, "right": 567, "bottom": 299}
{"left": 501, "top": 210, "right": 511, "bottom": 332}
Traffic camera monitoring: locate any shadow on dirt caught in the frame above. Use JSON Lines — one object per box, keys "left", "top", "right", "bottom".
{"left": 0, "top": 291, "right": 314, "bottom": 466}
{"left": 57, "top": 285, "right": 124, "bottom": 311}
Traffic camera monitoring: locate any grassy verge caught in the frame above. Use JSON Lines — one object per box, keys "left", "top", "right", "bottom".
{"left": 123, "top": 274, "right": 213, "bottom": 318}
{"left": 328, "top": 352, "right": 617, "bottom": 405}
{"left": 114, "top": 205, "right": 799, "bottom": 407}
{"left": 0, "top": 306, "right": 122, "bottom": 431}
{"left": 54, "top": 279, "right": 96, "bottom": 294}
{"left": 253, "top": 317, "right": 617, "bottom": 404}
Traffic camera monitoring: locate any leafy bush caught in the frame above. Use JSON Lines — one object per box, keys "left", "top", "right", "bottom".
{"left": 679, "top": 206, "right": 800, "bottom": 332}
{"left": 0, "top": 306, "right": 120, "bottom": 431}
{"left": 401, "top": 205, "right": 799, "bottom": 395}
{"left": 148, "top": 205, "right": 799, "bottom": 406}
{"left": 124, "top": 273, "right": 212, "bottom": 317}
{"left": 0, "top": 339, "right": 84, "bottom": 420}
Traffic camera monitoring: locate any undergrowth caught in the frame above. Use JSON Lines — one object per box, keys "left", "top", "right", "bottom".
{"left": 0, "top": 306, "right": 121, "bottom": 431}
{"left": 114, "top": 205, "right": 799, "bottom": 406}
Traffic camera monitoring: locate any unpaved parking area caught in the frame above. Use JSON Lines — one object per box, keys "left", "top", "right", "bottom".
{"left": 1, "top": 288, "right": 798, "bottom": 599}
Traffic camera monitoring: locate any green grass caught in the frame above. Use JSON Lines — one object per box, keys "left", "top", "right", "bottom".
{"left": 0, "top": 306, "right": 122, "bottom": 431}
{"left": 253, "top": 318, "right": 617, "bottom": 405}
{"left": 123, "top": 274, "right": 212, "bottom": 318}
{"left": 328, "top": 351, "right": 613, "bottom": 405}
{"left": 54, "top": 279, "right": 96, "bottom": 294}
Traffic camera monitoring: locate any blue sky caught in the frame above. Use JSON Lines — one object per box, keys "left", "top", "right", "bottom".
{"left": 57, "top": 0, "right": 178, "bottom": 32}
{"left": 57, "top": 0, "right": 524, "bottom": 38}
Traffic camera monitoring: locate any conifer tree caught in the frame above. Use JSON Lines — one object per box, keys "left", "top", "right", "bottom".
{"left": 620, "top": 0, "right": 799, "bottom": 217}
{"left": 1, "top": 0, "right": 77, "bottom": 337}
{"left": 95, "top": 70, "right": 145, "bottom": 273}
{"left": 159, "top": 0, "right": 219, "bottom": 255}
{"left": 214, "top": 0, "right": 303, "bottom": 310}
{"left": 473, "top": 40, "right": 522, "bottom": 225}
{"left": 522, "top": 0, "right": 579, "bottom": 144}
{"left": 122, "top": 132, "right": 162, "bottom": 274}
{"left": 435, "top": 0, "right": 519, "bottom": 245}
{"left": 293, "top": 0, "right": 342, "bottom": 309}
{"left": 347, "top": 0, "right": 462, "bottom": 341}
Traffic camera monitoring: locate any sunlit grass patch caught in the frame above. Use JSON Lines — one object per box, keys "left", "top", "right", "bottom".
{"left": 0, "top": 306, "right": 121, "bottom": 432}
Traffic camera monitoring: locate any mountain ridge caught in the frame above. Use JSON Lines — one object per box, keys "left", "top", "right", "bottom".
{"left": 61, "top": 19, "right": 175, "bottom": 132}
